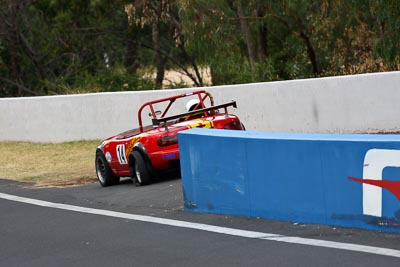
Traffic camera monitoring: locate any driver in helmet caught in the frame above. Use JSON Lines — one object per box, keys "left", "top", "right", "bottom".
{"left": 185, "top": 99, "right": 201, "bottom": 112}
{"left": 183, "top": 98, "right": 204, "bottom": 120}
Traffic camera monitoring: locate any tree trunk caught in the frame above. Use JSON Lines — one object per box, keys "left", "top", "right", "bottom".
{"left": 176, "top": 35, "right": 203, "bottom": 87}
{"left": 152, "top": 23, "right": 165, "bottom": 88}
{"left": 8, "top": 2, "right": 23, "bottom": 96}
{"left": 300, "top": 31, "right": 320, "bottom": 76}
{"left": 2, "top": 0, "right": 39, "bottom": 96}
{"left": 169, "top": 7, "right": 203, "bottom": 87}
{"left": 125, "top": 26, "right": 140, "bottom": 75}
{"left": 294, "top": 16, "right": 320, "bottom": 76}
{"left": 254, "top": 7, "right": 267, "bottom": 60}
{"left": 210, "top": 65, "right": 221, "bottom": 86}
{"left": 274, "top": 14, "right": 320, "bottom": 77}
{"left": 237, "top": 1, "right": 257, "bottom": 70}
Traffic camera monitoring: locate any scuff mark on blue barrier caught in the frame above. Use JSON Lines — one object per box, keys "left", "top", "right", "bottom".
{"left": 178, "top": 129, "right": 400, "bottom": 232}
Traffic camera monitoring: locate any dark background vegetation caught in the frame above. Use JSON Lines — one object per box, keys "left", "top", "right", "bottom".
{"left": 0, "top": 0, "right": 399, "bottom": 97}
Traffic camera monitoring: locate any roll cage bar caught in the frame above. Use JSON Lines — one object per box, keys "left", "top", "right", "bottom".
{"left": 153, "top": 101, "right": 237, "bottom": 131}
{"left": 137, "top": 90, "right": 236, "bottom": 133}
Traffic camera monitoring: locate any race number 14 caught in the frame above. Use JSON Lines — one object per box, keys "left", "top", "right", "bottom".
{"left": 116, "top": 144, "right": 128, "bottom": 165}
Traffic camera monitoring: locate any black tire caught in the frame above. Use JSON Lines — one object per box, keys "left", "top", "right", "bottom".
{"left": 131, "top": 151, "right": 152, "bottom": 186}
{"left": 95, "top": 150, "right": 120, "bottom": 187}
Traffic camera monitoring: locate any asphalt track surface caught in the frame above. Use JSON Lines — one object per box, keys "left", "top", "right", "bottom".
{"left": 0, "top": 178, "right": 399, "bottom": 267}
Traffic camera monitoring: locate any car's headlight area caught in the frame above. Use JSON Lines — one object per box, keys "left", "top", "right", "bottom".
{"left": 105, "top": 151, "right": 112, "bottom": 163}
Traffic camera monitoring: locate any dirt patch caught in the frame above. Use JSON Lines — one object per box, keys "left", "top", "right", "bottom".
{"left": 145, "top": 67, "right": 212, "bottom": 88}
{"left": 32, "top": 177, "right": 98, "bottom": 188}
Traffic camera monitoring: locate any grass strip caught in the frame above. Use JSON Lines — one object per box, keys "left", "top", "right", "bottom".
{"left": 0, "top": 141, "right": 100, "bottom": 187}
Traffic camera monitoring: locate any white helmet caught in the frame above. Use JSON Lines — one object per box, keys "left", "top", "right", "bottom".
{"left": 185, "top": 99, "right": 200, "bottom": 112}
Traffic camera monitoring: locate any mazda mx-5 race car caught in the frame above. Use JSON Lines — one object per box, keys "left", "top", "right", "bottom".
{"left": 95, "top": 90, "right": 245, "bottom": 187}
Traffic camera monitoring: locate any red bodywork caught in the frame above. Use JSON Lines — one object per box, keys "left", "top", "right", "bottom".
{"left": 97, "top": 90, "right": 244, "bottom": 177}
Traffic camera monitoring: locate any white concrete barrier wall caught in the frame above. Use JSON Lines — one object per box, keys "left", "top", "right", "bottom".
{"left": 1, "top": 72, "right": 399, "bottom": 142}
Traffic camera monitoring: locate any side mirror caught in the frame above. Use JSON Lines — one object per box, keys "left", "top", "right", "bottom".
{"left": 149, "top": 110, "right": 162, "bottom": 117}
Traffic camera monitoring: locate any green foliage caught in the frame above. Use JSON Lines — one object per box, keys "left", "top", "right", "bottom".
{"left": 210, "top": 57, "right": 280, "bottom": 85}
{"left": 0, "top": 0, "right": 399, "bottom": 97}
{"left": 69, "top": 67, "right": 155, "bottom": 93}
{"left": 369, "top": 0, "right": 400, "bottom": 61}
{"left": 46, "top": 67, "right": 155, "bottom": 94}
{"left": 0, "top": 0, "right": 155, "bottom": 97}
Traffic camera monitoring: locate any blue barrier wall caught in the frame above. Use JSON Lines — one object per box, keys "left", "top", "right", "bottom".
{"left": 178, "top": 129, "right": 400, "bottom": 232}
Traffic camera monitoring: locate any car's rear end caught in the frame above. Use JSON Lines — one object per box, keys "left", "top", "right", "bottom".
{"left": 145, "top": 113, "right": 244, "bottom": 172}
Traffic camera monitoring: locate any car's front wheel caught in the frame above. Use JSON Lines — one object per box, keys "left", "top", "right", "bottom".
{"left": 130, "top": 151, "right": 152, "bottom": 186}
{"left": 95, "top": 150, "right": 120, "bottom": 187}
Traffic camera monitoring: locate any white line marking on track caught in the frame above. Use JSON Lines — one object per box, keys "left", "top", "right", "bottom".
{"left": 1, "top": 192, "right": 399, "bottom": 258}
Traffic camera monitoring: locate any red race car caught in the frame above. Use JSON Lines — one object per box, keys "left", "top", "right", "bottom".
{"left": 95, "top": 90, "right": 245, "bottom": 187}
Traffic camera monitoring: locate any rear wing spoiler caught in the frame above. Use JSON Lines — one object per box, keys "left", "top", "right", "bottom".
{"left": 152, "top": 101, "right": 237, "bottom": 127}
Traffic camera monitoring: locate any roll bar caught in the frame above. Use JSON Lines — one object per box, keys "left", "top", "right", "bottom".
{"left": 152, "top": 101, "right": 237, "bottom": 129}
{"left": 137, "top": 90, "right": 214, "bottom": 133}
